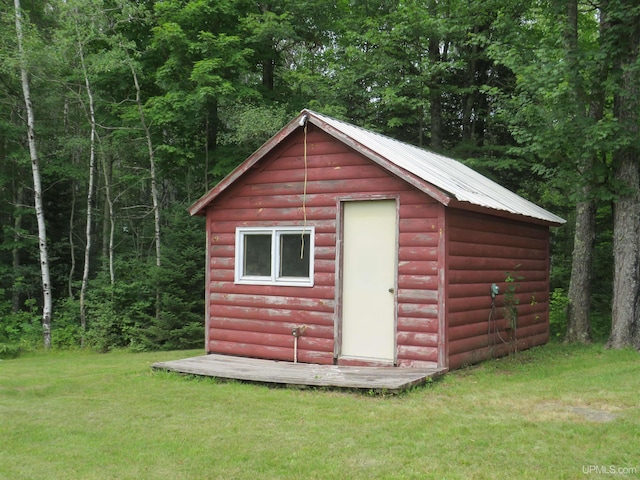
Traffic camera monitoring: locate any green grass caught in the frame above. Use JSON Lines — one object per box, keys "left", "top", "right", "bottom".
{"left": 1, "top": 343, "right": 639, "bottom": 479}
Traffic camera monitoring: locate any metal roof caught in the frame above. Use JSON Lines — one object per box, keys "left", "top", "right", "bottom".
{"left": 190, "top": 109, "right": 565, "bottom": 225}
{"left": 305, "top": 110, "right": 565, "bottom": 225}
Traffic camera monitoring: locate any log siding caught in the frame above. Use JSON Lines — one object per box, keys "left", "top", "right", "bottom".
{"left": 194, "top": 110, "right": 561, "bottom": 372}
{"left": 206, "top": 127, "right": 441, "bottom": 365}
{"left": 446, "top": 209, "right": 551, "bottom": 369}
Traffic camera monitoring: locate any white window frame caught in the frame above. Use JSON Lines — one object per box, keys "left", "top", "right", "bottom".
{"left": 234, "top": 226, "right": 315, "bottom": 287}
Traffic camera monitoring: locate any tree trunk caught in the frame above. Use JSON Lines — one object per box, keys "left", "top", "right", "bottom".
{"left": 565, "top": 198, "right": 596, "bottom": 342}
{"left": 608, "top": 156, "right": 640, "bottom": 349}
{"left": 428, "top": 52, "right": 442, "bottom": 148}
{"left": 607, "top": 0, "right": 640, "bottom": 349}
{"left": 564, "top": 0, "right": 597, "bottom": 343}
{"left": 129, "top": 56, "right": 162, "bottom": 320}
{"left": 14, "top": 0, "right": 52, "bottom": 349}
{"left": 68, "top": 174, "right": 77, "bottom": 299}
{"left": 427, "top": 0, "right": 442, "bottom": 150}
{"left": 12, "top": 185, "right": 24, "bottom": 313}
{"left": 65, "top": 97, "right": 77, "bottom": 300}
{"left": 262, "top": 57, "right": 275, "bottom": 90}
{"left": 77, "top": 23, "right": 97, "bottom": 348}
{"left": 101, "top": 153, "right": 115, "bottom": 286}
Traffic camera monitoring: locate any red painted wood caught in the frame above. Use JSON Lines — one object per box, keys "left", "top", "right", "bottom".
{"left": 204, "top": 128, "right": 443, "bottom": 366}
{"left": 208, "top": 340, "right": 334, "bottom": 365}
{"left": 298, "top": 336, "right": 334, "bottom": 351}
{"left": 214, "top": 328, "right": 294, "bottom": 348}
{"left": 444, "top": 207, "right": 551, "bottom": 367}
{"left": 398, "top": 231, "right": 440, "bottom": 247}
{"left": 448, "top": 346, "right": 496, "bottom": 369}
{"left": 337, "top": 357, "right": 394, "bottom": 367}
{"left": 239, "top": 177, "right": 414, "bottom": 197}
{"left": 216, "top": 193, "right": 336, "bottom": 210}
{"left": 396, "top": 331, "right": 438, "bottom": 347}
{"left": 280, "top": 133, "right": 351, "bottom": 157}
{"left": 448, "top": 321, "right": 492, "bottom": 342}
{"left": 447, "top": 298, "right": 548, "bottom": 329}
{"left": 448, "top": 209, "right": 549, "bottom": 239}
{"left": 448, "top": 333, "right": 491, "bottom": 356}
{"left": 398, "top": 260, "right": 438, "bottom": 275}
{"left": 297, "top": 349, "right": 335, "bottom": 364}
{"left": 448, "top": 281, "right": 548, "bottom": 299}
{"left": 210, "top": 292, "right": 335, "bottom": 312}
{"left": 271, "top": 152, "right": 367, "bottom": 171}
{"left": 398, "top": 274, "right": 438, "bottom": 290}
{"left": 449, "top": 241, "right": 548, "bottom": 260}
{"left": 398, "top": 302, "right": 438, "bottom": 318}
{"left": 447, "top": 256, "right": 548, "bottom": 272}
{"left": 397, "top": 359, "right": 440, "bottom": 368}
{"left": 212, "top": 328, "right": 332, "bottom": 353}
{"left": 448, "top": 269, "right": 548, "bottom": 284}
{"left": 448, "top": 331, "right": 548, "bottom": 369}
{"left": 210, "top": 317, "right": 334, "bottom": 338}
{"left": 210, "top": 206, "right": 336, "bottom": 223}
{"left": 397, "top": 289, "right": 438, "bottom": 304}
{"left": 209, "top": 268, "right": 234, "bottom": 281}
{"left": 400, "top": 202, "right": 442, "bottom": 218}
{"left": 210, "top": 283, "right": 335, "bottom": 300}
{"left": 447, "top": 296, "right": 494, "bottom": 313}
{"left": 397, "top": 316, "right": 439, "bottom": 333}
{"left": 314, "top": 259, "right": 336, "bottom": 274}
{"left": 208, "top": 340, "right": 294, "bottom": 361}
{"left": 246, "top": 165, "right": 390, "bottom": 186}
{"left": 200, "top": 126, "right": 552, "bottom": 370}
{"left": 398, "top": 246, "right": 439, "bottom": 262}
{"left": 210, "top": 305, "right": 334, "bottom": 326}
{"left": 206, "top": 218, "right": 337, "bottom": 234}
{"left": 397, "top": 345, "right": 438, "bottom": 362}
{"left": 449, "top": 226, "right": 549, "bottom": 249}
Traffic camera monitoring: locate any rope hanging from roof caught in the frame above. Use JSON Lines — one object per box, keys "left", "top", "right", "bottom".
{"left": 301, "top": 119, "right": 308, "bottom": 259}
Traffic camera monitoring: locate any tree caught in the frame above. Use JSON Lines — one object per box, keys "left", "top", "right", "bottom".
{"left": 607, "top": 0, "right": 640, "bottom": 349}
{"left": 13, "top": 0, "right": 53, "bottom": 349}
{"left": 564, "top": 0, "right": 599, "bottom": 344}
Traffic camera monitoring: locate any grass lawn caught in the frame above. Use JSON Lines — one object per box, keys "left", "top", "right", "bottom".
{"left": 1, "top": 343, "right": 638, "bottom": 479}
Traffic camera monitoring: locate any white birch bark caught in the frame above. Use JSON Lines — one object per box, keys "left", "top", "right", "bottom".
{"left": 128, "top": 56, "right": 162, "bottom": 319}
{"left": 76, "top": 19, "right": 97, "bottom": 347}
{"left": 14, "top": 0, "right": 52, "bottom": 349}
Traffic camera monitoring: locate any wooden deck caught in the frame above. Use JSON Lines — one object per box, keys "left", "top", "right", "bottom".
{"left": 152, "top": 354, "right": 446, "bottom": 393}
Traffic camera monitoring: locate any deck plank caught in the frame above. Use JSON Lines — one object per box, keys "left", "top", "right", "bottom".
{"left": 152, "top": 354, "right": 446, "bottom": 392}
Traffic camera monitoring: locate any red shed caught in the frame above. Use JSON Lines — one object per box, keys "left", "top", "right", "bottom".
{"left": 190, "top": 110, "right": 565, "bottom": 371}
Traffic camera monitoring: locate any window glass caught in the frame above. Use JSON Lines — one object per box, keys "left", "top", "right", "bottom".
{"left": 243, "top": 234, "right": 272, "bottom": 276}
{"left": 279, "top": 233, "right": 311, "bottom": 278}
{"left": 235, "top": 227, "right": 314, "bottom": 286}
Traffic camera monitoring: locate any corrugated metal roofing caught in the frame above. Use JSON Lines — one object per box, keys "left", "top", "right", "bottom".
{"left": 190, "top": 109, "right": 565, "bottom": 225}
{"left": 305, "top": 110, "right": 565, "bottom": 225}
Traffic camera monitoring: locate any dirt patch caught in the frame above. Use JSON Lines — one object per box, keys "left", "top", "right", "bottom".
{"left": 567, "top": 406, "right": 618, "bottom": 423}
{"left": 534, "top": 402, "right": 620, "bottom": 423}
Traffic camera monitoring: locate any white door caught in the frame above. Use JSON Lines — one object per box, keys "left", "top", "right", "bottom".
{"left": 340, "top": 200, "right": 397, "bottom": 362}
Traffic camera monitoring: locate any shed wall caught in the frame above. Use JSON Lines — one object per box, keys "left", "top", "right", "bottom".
{"left": 205, "top": 127, "right": 441, "bottom": 365}
{"left": 446, "top": 210, "right": 551, "bottom": 369}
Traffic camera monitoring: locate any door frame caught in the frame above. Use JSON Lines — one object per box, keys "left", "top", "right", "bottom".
{"left": 334, "top": 195, "right": 399, "bottom": 365}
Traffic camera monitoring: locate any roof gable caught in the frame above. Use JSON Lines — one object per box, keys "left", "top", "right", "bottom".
{"left": 190, "top": 109, "right": 565, "bottom": 226}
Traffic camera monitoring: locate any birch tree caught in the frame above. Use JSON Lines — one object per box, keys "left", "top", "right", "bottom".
{"left": 128, "top": 53, "right": 162, "bottom": 321}
{"left": 13, "top": 0, "right": 52, "bottom": 348}
{"left": 74, "top": 8, "right": 98, "bottom": 346}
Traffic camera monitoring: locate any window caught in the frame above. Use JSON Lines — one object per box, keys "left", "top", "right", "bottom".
{"left": 235, "top": 227, "right": 315, "bottom": 286}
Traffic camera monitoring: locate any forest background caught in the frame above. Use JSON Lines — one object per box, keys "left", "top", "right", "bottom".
{"left": 1, "top": 0, "right": 639, "bottom": 356}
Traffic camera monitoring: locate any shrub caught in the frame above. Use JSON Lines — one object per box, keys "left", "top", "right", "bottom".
{"left": 549, "top": 288, "right": 569, "bottom": 338}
